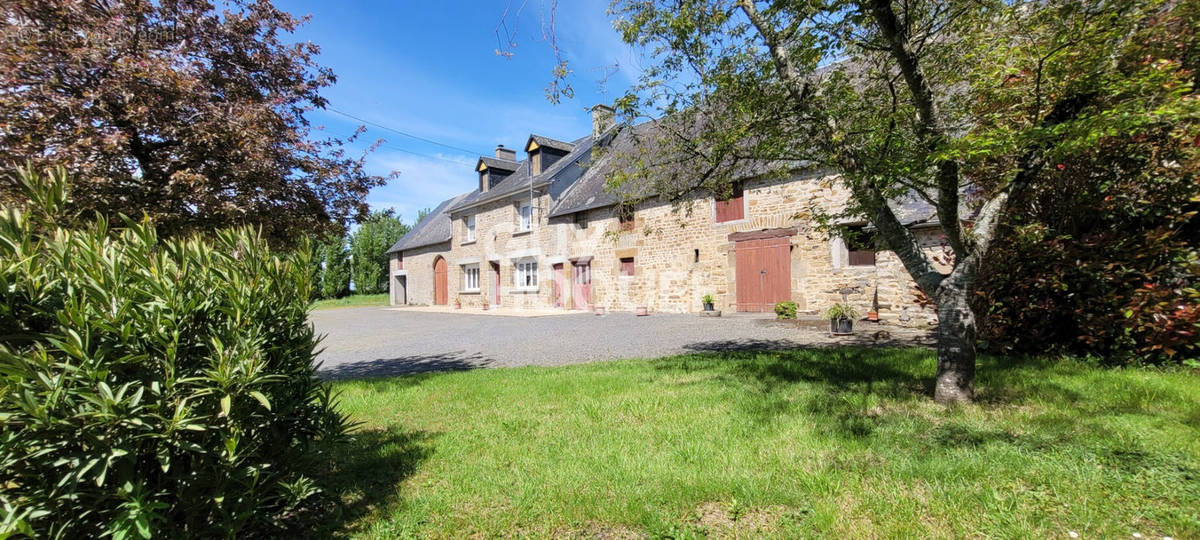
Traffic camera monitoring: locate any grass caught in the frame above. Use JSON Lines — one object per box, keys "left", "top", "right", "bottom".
{"left": 311, "top": 293, "right": 390, "bottom": 310}
{"left": 322, "top": 348, "right": 1200, "bottom": 538}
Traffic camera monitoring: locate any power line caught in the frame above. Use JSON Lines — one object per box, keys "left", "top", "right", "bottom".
{"left": 374, "top": 142, "right": 475, "bottom": 166}
{"left": 325, "top": 107, "right": 484, "bottom": 156}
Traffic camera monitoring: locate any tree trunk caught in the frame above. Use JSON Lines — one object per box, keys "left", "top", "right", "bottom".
{"left": 933, "top": 278, "right": 977, "bottom": 403}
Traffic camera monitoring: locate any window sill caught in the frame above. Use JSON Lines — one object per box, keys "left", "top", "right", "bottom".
{"left": 511, "top": 287, "right": 539, "bottom": 294}
{"left": 513, "top": 229, "right": 534, "bottom": 236}
{"left": 461, "top": 240, "right": 476, "bottom": 246}
{"left": 459, "top": 290, "right": 481, "bottom": 294}
{"left": 716, "top": 217, "right": 748, "bottom": 225}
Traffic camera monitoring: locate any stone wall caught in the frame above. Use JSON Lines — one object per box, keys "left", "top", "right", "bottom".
{"left": 390, "top": 241, "right": 450, "bottom": 306}
{"left": 553, "top": 171, "right": 943, "bottom": 324}
{"left": 449, "top": 191, "right": 559, "bottom": 309}
{"left": 398, "top": 171, "right": 945, "bottom": 324}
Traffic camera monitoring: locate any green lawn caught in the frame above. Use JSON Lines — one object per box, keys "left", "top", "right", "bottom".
{"left": 311, "top": 293, "right": 390, "bottom": 310}
{"left": 322, "top": 348, "right": 1199, "bottom": 538}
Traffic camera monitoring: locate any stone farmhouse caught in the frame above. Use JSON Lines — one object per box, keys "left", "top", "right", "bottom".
{"left": 386, "top": 105, "right": 948, "bottom": 322}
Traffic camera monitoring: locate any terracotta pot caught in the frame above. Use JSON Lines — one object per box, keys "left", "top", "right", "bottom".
{"left": 635, "top": 306, "right": 649, "bottom": 316}
{"left": 867, "top": 311, "right": 879, "bottom": 322}
{"left": 482, "top": 304, "right": 489, "bottom": 311}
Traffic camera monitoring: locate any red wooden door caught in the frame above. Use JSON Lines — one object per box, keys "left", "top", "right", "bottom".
{"left": 735, "top": 237, "right": 791, "bottom": 311}
{"left": 572, "top": 262, "right": 591, "bottom": 309}
{"left": 552, "top": 263, "right": 566, "bottom": 307}
{"left": 491, "top": 262, "right": 501, "bottom": 305}
{"left": 433, "top": 257, "right": 448, "bottom": 305}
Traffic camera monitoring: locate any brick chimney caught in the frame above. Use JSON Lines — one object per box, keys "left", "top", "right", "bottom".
{"left": 494, "top": 144, "right": 516, "bottom": 162}
{"left": 590, "top": 104, "right": 615, "bottom": 138}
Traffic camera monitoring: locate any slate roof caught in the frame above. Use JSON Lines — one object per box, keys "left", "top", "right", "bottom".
{"left": 549, "top": 113, "right": 960, "bottom": 226}
{"left": 549, "top": 116, "right": 791, "bottom": 218}
{"left": 385, "top": 191, "right": 472, "bottom": 253}
{"left": 476, "top": 156, "right": 519, "bottom": 172}
{"left": 416, "top": 101, "right": 962, "bottom": 231}
{"left": 448, "top": 135, "right": 593, "bottom": 214}
{"left": 526, "top": 134, "right": 575, "bottom": 153}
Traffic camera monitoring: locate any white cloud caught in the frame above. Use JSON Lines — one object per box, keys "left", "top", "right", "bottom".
{"left": 364, "top": 151, "right": 477, "bottom": 222}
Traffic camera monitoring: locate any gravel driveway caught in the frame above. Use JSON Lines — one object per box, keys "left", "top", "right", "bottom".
{"left": 311, "top": 307, "right": 933, "bottom": 379}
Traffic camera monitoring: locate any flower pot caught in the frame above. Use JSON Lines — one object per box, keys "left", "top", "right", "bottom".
{"left": 481, "top": 304, "right": 489, "bottom": 311}
{"left": 830, "top": 316, "right": 854, "bottom": 335}
{"left": 594, "top": 306, "right": 605, "bottom": 315}
{"left": 866, "top": 311, "right": 879, "bottom": 322}
{"left": 703, "top": 302, "right": 714, "bottom": 311}
{"left": 635, "top": 306, "right": 649, "bottom": 316}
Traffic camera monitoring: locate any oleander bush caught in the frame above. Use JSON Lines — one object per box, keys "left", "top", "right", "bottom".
{"left": 0, "top": 168, "right": 351, "bottom": 538}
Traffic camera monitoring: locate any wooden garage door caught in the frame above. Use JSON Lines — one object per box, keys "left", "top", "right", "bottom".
{"left": 735, "top": 236, "right": 791, "bottom": 312}
{"left": 433, "top": 257, "right": 448, "bottom": 305}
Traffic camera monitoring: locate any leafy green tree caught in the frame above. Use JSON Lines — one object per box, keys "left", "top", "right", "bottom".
{"left": 318, "top": 236, "right": 351, "bottom": 300}
{"left": 349, "top": 210, "right": 410, "bottom": 295}
{"left": 584, "top": 0, "right": 1198, "bottom": 402}
{"left": 0, "top": 0, "right": 395, "bottom": 244}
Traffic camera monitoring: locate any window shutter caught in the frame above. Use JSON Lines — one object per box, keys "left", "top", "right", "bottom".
{"left": 715, "top": 182, "right": 745, "bottom": 223}
{"left": 619, "top": 258, "right": 635, "bottom": 276}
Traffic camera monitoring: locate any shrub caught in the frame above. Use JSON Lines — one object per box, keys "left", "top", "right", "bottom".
{"left": 0, "top": 168, "right": 351, "bottom": 537}
{"left": 823, "top": 303, "right": 859, "bottom": 321}
{"left": 774, "top": 301, "right": 797, "bottom": 319}
{"left": 978, "top": 117, "right": 1198, "bottom": 365}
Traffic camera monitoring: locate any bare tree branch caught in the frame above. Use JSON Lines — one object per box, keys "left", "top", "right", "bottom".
{"left": 868, "top": 0, "right": 967, "bottom": 261}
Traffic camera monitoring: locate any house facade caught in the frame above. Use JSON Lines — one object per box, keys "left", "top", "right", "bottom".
{"left": 386, "top": 105, "right": 947, "bottom": 323}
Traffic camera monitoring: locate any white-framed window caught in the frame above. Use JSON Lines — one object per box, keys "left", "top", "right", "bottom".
{"left": 462, "top": 264, "right": 480, "bottom": 291}
{"left": 514, "top": 260, "right": 538, "bottom": 288}
{"left": 518, "top": 202, "right": 533, "bottom": 231}
{"left": 465, "top": 215, "right": 476, "bottom": 242}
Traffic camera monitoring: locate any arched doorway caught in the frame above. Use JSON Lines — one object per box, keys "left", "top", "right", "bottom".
{"left": 433, "top": 256, "right": 448, "bottom": 305}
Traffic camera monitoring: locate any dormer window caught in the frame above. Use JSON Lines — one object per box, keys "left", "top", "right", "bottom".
{"left": 477, "top": 147, "right": 518, "bottom": 193}
{"left": 525, "top": 135, "right": 573, "bottom": 176}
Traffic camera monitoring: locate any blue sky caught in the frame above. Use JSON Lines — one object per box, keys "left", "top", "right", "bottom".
{"left": 276, "top": 0, "right": 641, "bottom": 223}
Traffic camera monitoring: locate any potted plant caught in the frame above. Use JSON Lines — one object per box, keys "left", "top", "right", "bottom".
{"left": 824, "top": 303, "right": 858, "bottom": 335}
{"left": 454, "top": 296, "right": 462, "bottom": 309}
{"left": 481, "top": 298, "right": 489, "bottom": 311}
{"left": 702, "top": 294, "right": 715, "bottom": 312}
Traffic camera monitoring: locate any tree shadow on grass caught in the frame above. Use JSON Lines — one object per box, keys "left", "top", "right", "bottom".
{"left": 310, "top": 426, "right": 437, "bottom": 537}
{"left": 318, "top": 350, "right": 492, "bottom": 380}
{"left": 656, "top": 344, "right": 1105, "bottom": 441}
{"left": 675, "top": 341, "right": 1091, "bottom": 406}
{"left": 672, "top": 342, "right": 935, "bottom": 394}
